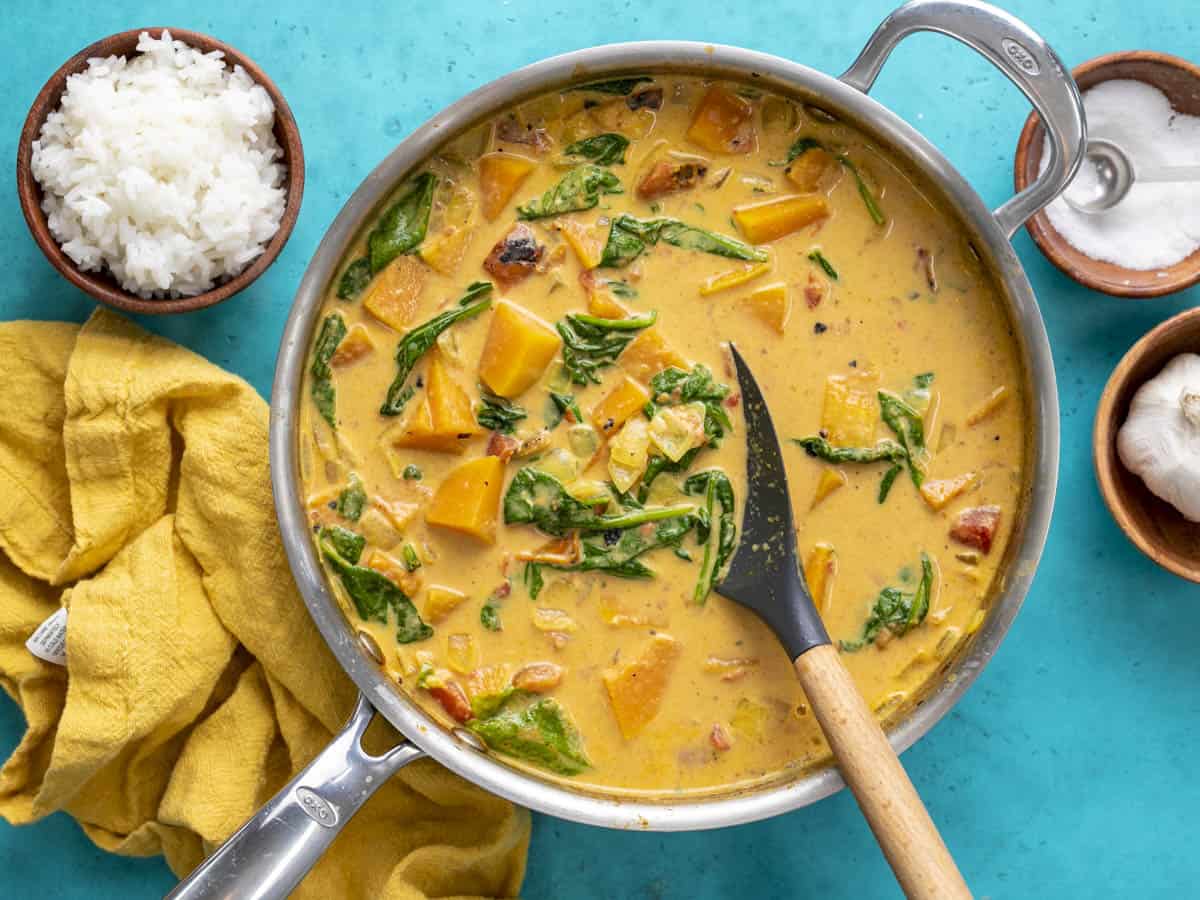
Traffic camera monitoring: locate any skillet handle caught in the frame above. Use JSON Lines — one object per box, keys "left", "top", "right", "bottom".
{"left": 166, "top": 694, "right": 425, "bottom": 900}
{"left": 840, "top": 0, "right": 1085, "bottom": 239}
{"left": 794, "top": 645, "right": 972, "bottom": 900}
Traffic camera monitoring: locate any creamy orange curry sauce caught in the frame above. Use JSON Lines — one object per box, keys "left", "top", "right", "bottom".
{"left": 300, "top": 75, "right": 1024, "bottom": 796}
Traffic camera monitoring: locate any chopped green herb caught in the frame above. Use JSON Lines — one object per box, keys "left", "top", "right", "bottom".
{"left": 792, "top": 436, "right": 908, "bottom": 465}
{"left": 310, "top": 314, "right": 347, "bottom": 428}
{"left": 402, "top": 464, "right": 423, "bottom": 481}
{"left": 570, "top": 76, "right": 653, "bottom": 96}
{"left": 556, "top": 310, "right": 656, "bottom": 385}
{"left": 468, "top": 697, "right": 591, "bottom": 776}
{"left": 402, "top": 543, "right": 422, "bottom": 572}
{"left": 684, "top": 469, "right": 736, "bottom": 604}
{"left": 481, "top": 599, "right": 503, "bottom": 631}
{"left": 878, "top": 463, "right": 903, "bottom": 503}
{"left": 336, "top": 474, "right": 367, "bottom": 522}
{"left": 367, "top": 172, "right": 438, "bottom": 275}
{"left": 546, "top": 391, "right": 583, "bottom": 428}
{"left": 517, "top": 165, "right": 622, "bottom": 220}
{"left": 524, "top": 562, "right": 545, "bottom": 599}
{"left": 476, "top": 393, "right": 527, "bottom": 434}
{"left": 808, "top": 249, "right": 839, "bottom": 280}
{"left": 599, "top": 214, "right": 767, "bottom": 268}
{"left": 336, "top": 258, "right": 372, "bottom": 300}
{"left": 606, "top": 280, "right": 638, "bottom": 299}
{"left": 563, "top": 133, "right": 630, "bottom": 166}
{"left": 914, "top": 372, "right": 935, "bottom": 389}
{"left": 381, "top": 281, "right": 493, "bottom": 415}
{"left": 841, "top": 554, "right": 934, "bottom": 651}
{"left": 504, "top": 467, "right": 693, "bottom": 537}
{"left": 674, "top": 547, "right": 693, "bottom": 561}
{"left": 879, "top": 391, "right": 929, "bottom": 486}
{"left": 319, "top": 528, "right": 432, "bottom": 643}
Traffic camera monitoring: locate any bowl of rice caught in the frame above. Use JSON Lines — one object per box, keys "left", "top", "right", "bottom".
{"left": 17, "top": 28, "right": 304, "bottom": 314}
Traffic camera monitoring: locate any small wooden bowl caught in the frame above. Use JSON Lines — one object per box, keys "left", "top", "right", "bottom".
{"left": 1014, "top": 51, "right": 1200, "bottom": 298}
{"left": 1094, "top": 306, "right": 1200, "bottom": 582}
{"left": 16, "top": 28, "right": 305, "bottom": 315}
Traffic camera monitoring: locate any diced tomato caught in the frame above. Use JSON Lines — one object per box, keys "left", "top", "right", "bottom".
{"left": 710, "top": 723, "right": 732, "bottom": 752}
{"left": 486, "top": 431, "right": 520, "bottom": 462}
{"left": 950, "top": 505, "right": 1001, "bottom": 554}
{"left": 724, "top": 392, "right": 741, "bottom": 409}
{"left": 483, "top": 224, "right": 544, "bottom": 287}
{"left": 513, "top": 662, "right": 564, "bottom": 693}
{"left": 636, "top": 160, "right": 708, "bottom": 199}
{"left": 804, "top": 272, "right": 827, "bottom": 309}
{"left": 428, "top": 681, "right": 472, "bottom": 723}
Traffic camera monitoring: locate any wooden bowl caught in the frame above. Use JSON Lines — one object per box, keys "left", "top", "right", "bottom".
{"left": 16, "top": 28, "right": 304, "bottom": 315}
{"left": 1014, "top": 51, "right": 1200, "bottom": 298}
{"left": 1094, "top": 306, "right": 1200, "bottom": 582}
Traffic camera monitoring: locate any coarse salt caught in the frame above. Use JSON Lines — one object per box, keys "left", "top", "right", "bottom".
{"left": 1038, "top": 79, "right": 1200, "bottom": 271}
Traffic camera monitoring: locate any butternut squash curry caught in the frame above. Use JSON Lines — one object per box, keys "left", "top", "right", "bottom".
{"left": 300, "top": 76, "right": 1024, "bottom": 795}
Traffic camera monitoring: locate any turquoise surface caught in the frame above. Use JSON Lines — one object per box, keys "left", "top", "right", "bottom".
{"left": 2, "top": 1, "right": 1197, "bottom": 897}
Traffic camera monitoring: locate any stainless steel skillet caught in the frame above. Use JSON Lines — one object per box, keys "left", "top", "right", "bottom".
{"left": 170, "top": 2, "right": 1082, "bottom": 896}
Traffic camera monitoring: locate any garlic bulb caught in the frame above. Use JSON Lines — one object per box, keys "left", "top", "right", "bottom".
{"left": 1116, "top": 352, "right": 1200, "bottom": 522}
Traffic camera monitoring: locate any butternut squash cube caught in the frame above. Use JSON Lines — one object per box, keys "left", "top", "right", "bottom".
{"left": 586, "top": 288, "right": 631, "bottom": 319}
{"left": 419, "top": 226, "right": 472, "bottom": 276}
{"left": 479, "top": 152, "right": 537, "bottom": 221}
{"left": 478, "top": 300, "right": 561, "bottom": 398}
{"left": 810, "top": 468, "right": 847, "bottom": 509}
{"left": 424, "top": 584, "right": 468, "bottom": 623}
{"left": 364, "top": 255, "right": 427, "bottom": 330}
{"left": 733, "top": 194, "right": 830, "bottom": 244}
{"left": 699, "top": 260, "right": 772, "bottom": 296}
{"left": 392, "top": 354, "right": 481, "bottom": 454}
{"left": 426, "top": 456, "right": 505, "bottom": 543}
{"left": 803, "top": 542, "right": 837, "bottom": 615}
{"left": 618, "top": 328, "right": 687, "bottom": 385}
{"left": 559, "top": 218, "right": 607, "bottom": 270}
{"left": 786, "top": 147, "right": 839, "bottom": 192}
{"left": 602, "top": 634, "right": 681, "bottom": 739}
{"left": 686, "top": 86, "right": 756, "bottom": 155}
{"left": 966, "top": 385, "right": 1010, "bottom": 427}
{"left": 743, "top": 282, "right": 791, "bottom": 334}
{"left": 821, "top": 371, "right": 880, "bottom": 447}
{"left": 330, "top": 324, "right": 375, "bottom": 366}
{"left": 919, "top": 472, "right": 980, "bottom": 511}
{"left": 590, "top": 375, "right": 652, "bottom": 437}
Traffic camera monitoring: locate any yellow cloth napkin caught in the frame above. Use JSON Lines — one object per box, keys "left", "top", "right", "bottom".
{"left": 0, "top": 309, "right": 530, "bottom": 898}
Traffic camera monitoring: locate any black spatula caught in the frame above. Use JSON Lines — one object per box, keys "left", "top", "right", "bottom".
{"left": 720, "top": 345, "right": 970, "bottom": 900}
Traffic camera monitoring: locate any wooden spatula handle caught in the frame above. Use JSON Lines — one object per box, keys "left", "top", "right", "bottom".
{"left": 794, "top": 644, "right": 971, "bottom": 899}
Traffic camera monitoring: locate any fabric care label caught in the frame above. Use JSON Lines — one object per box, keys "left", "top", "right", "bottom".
{"left": 25, "top": 607, "right": 68, "bottom": 666}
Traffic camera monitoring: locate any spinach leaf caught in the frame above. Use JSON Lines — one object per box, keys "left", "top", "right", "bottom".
{"left": 878, "top": 391, "right": 929, "bottom": 487}
{"left": 914, "top": 372, "right": 935, "bottom": 389}
{"left": 367, "top": 172, "right": 438, "bottom": 274}
{"left": 556, "top": 310, "right": 656, "bottom": 385}
{"left": 381, "top": 282, "right": 494, "bottom": 415}
{"left": 480, "top": 582, "right": 509, "bottom": 632}
{"left": 599, "top": 214, "right": 768, "bottom": 268}
{"left": 319, "top": 529, "right": 433, "bottom": 643}
{"left": 684, "top": 469, "right": 736, "bottom": 604}
{"left": 564, "top": 133, "right": 630, "bottom": 166}
{"left": 792, "top": 436, "right": 908, "bottom": 465}
{"left": 321, "top": 525, "right": 365, "bottom": 564}
{"left": 571, "top": 76, "right": 653, "bottom": 96}
{"left": 503, "top": 467, "right": 694, "bottom": 537}
{"left": 645, "top": 364, "right": 733, "bottom": 446}
{"left": 524, "top": 515, "right": 696, "bottom": 598}
{"left": 841, "top": 554, "right": 933, "bottom": 651}
{"left": 517, "top": 165, "right": 622, "bottom": 220}
{"left": 336, "top": 258, "right": 373, "bottom": 300}
{"left": 545, "top": 391, "right": 583, "bottom": 428}
{"left": 335, "top": 474, "right": 367, "bottom": 522}
{"left": 877, "top": 463, "right": 903, "bottom": 503}
{"left": 467, "top": 697, "right": 591, "bottom": 776}
{"left": 808, "top": 249, "right": 839, "bottom": 280}
{"left": 470, "top": 685, "right": 523, "bottom": 720}
{"left": 607, "top": 280, "right": 638, "bottom": 299}
{"left": 310, "top": 314, "right": 347, "bottom": 428}
{"left": 784, "top": 137, "right": 885, "bottom": 226}
{"left": 476, "top": 394, "right": 527, "bottom": 434}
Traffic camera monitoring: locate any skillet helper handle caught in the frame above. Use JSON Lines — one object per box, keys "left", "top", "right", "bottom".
{"left": 840, "top": 0, "right": 1086, "bottom": 238}
{"left": 794, "top": 645, "right": 971, "bottom": 900}
{"left": 167, "top": 694, "right": 425, "bottom": 900}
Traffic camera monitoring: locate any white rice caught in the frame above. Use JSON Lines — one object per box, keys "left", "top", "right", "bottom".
{"left": 31, "top": 30, "right": 286, "bottom": 298}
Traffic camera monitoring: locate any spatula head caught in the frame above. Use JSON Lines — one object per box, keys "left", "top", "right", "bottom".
{"left": 718, "top": 345, "right": 829, "bottom": 659}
